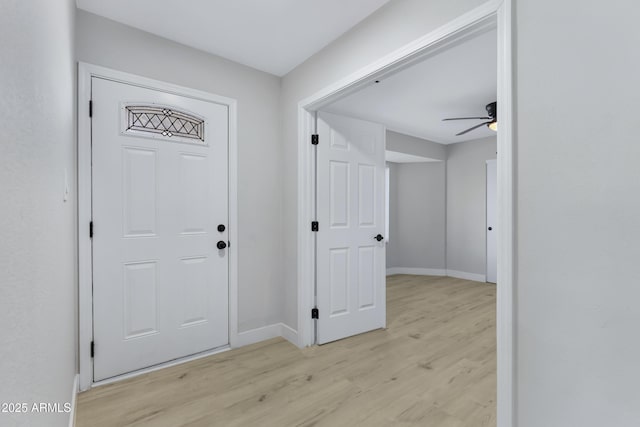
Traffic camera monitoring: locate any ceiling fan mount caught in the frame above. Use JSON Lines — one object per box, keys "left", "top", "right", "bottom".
{"left": 443, "top": 101, "right": 497, "bottom": 136}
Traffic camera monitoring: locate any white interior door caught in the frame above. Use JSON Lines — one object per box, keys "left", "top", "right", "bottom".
{"left": 92, "top": 77, "right": 229, "bottom": 381}
{"left": 316, "top": 111, "right": 386, "bottom": 344}
{"left": 486, "top": 159, "right": 497, "bottom": 284}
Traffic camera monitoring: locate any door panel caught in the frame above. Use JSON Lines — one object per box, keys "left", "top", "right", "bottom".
{"left": 92, "top": 77, "right": 229, "bottom": 381}
{"left": 330, "top": 161, "right": 350, "bottom": 227}
{"left": 317, "top": 111, "right": 386, "bottom": 344}
{"left": 179, "top": 153, "right": 209, "bottom": 234}
{"left": 358, "top": 164, "right": 376, "bottom": 226}
{"left": 329, "top": 248, "right": 350, "bottom": 316}
{"left": 122, "top": 147, "right": 157, "bottom": 237}
{"left": 180, "top": 256, "right": 209, "bottom": 327}
{"left": 358, "top": 246, "right": 376, "bottom": 309}
{"left": 123, "top": 261, "right": 158, "bottom": 339}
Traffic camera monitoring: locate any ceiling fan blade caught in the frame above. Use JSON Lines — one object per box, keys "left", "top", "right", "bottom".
{"left": 456, "top": 121, "right": 492, "bottom": 136}
{"left": 443, "top": 116, "right": 492, "bottom": 121}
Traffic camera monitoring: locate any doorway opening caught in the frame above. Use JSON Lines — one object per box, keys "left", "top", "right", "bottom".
{"left": 296, "top": 2, "right": 513, "bottom": 425}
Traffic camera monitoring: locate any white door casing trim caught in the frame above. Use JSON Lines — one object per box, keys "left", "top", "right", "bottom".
{"left": 296, "top": 1, "right": 514, "bottom": 426}
{"left": 78, "top": 62, "right": 239, "bottom": 392}
{"left": 68, "top": 374, "right": 78, "bottom": 427}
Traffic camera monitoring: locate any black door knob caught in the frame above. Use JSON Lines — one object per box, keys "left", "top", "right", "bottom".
{"left": 374, "top": 234, "right": 384, "bottom": 242}
{"left": 217, "top": 241, "right": 227, "bottom": 250}
{"left": 217, "top": 224, "right": 226, "bottom": 232}
{"left": 488, "top": 227, "right": 493, "bottom": 231}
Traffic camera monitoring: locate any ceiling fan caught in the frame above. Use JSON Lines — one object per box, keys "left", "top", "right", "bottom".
{"left": 443, "top": 101, "right": 497, "bottom": 136}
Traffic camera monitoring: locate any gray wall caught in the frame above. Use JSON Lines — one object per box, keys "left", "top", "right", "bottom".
{"left": 76, "top": 11, "right": 283, "bottom": 332}
{"left": 281, "top": 0, "right": 487, "bottom": 329}
{"left": 387, "top": 162, "right": 446, "bottom": 270}
{"left": 446, "top": 137, "right": 497, "bottom": 276}
{"left": 386, "top": 129, "right": 447, "bottom": 270}
{"left": 386, "top": 162, "right": 398, "bottom": 267}
{"left": 515, "top": 1, "right": 640, "bottom": 425}
{"left": 0, "top": 1, "right": 77, "bottom": 426}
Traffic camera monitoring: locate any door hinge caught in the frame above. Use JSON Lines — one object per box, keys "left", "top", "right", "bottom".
{"left": 311, "top": 134, "right": 319, "bottom": 145}
{"left": 89, "top": 100, "right": 93, "bottom": 117}
{"left": 89, "top": 221, "right": 94, "bottom": 239}
{"left": 311, "top": 307, "right": 319, "bottom": 319}
{"left": 311, "top": 221, "right": 319, "bottom": 232}
{"left": 90, "top": 341, "right": 95, "bottom": 358}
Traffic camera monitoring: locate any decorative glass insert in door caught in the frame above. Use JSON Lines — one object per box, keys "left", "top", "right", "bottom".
{"left": 123, "top": 104, "right": 205, "bottom": 143}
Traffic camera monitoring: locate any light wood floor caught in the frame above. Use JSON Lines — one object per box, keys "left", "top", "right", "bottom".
{"left": 77, "top": 275, "right": 496, "bottom": 427}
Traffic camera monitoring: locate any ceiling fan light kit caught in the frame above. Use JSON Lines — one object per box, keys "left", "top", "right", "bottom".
{"left": 443, "top": 101, "right": 498, "bottom": 136}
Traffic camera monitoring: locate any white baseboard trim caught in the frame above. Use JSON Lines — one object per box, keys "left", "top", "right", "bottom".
{"left": 68, "top": 374, "right": 79, "bottom": 427}
{"left": 446, "top": 269, "right": 486, "bottom": 282}
{"left": 280, "top": 323, "right": 299, "bottom": 347}
{"left": 386, "top": 267, "right": 446, "bottom": 276}
{"left": 386, "top": 267, "right": 486, "bottom": 283}
{"left": 236, "top": 323, "right": 299, "bottom": 348}
{"left": 236, "top": 324, "right": 282, "bottom": 347}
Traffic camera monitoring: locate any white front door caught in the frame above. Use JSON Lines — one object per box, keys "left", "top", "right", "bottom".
{"left": 316, "top": 112, "right": 386, "bottom": 344}
{"left": 486, "top": 159, "right": 497, "bottom": 284}
{"left": 92, "top": 77, "right": 229, "bottom": 381}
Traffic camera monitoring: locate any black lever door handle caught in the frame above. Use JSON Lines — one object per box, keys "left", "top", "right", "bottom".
{"left": 217, "top": 241, "right": 227, "bottom": 250}
{"left": 374, "top": 234, "right": 384, "bottom": 242}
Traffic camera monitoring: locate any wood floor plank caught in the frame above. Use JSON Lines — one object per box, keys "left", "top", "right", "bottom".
{"left": 77, "top": 275, "right": 496, "bottom": 426}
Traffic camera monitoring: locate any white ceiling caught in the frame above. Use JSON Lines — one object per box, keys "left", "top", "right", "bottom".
{"left": 385, "top": 151, "right": 441, "bottom": 163}
{"left": 324, "top": 29, "right": 497, "bottom": 144}
{"left": 76, "top": 0, "right": 390, "bottom": 76}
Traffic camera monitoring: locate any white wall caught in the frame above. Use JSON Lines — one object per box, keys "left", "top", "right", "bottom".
{"left": 446, "top": 136, "right": 496, "bottom": 276}
{"left": 281, "top": 0, "right": 488, "bottom": 330}
{"left": 75, "top": 11, "right": 284, "bottom": 333}
{"left": 515, "top": 1, "right": 640, "bottom": 425}
{"left": 0, "top": 1, "right": 77, "bottom": 426}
